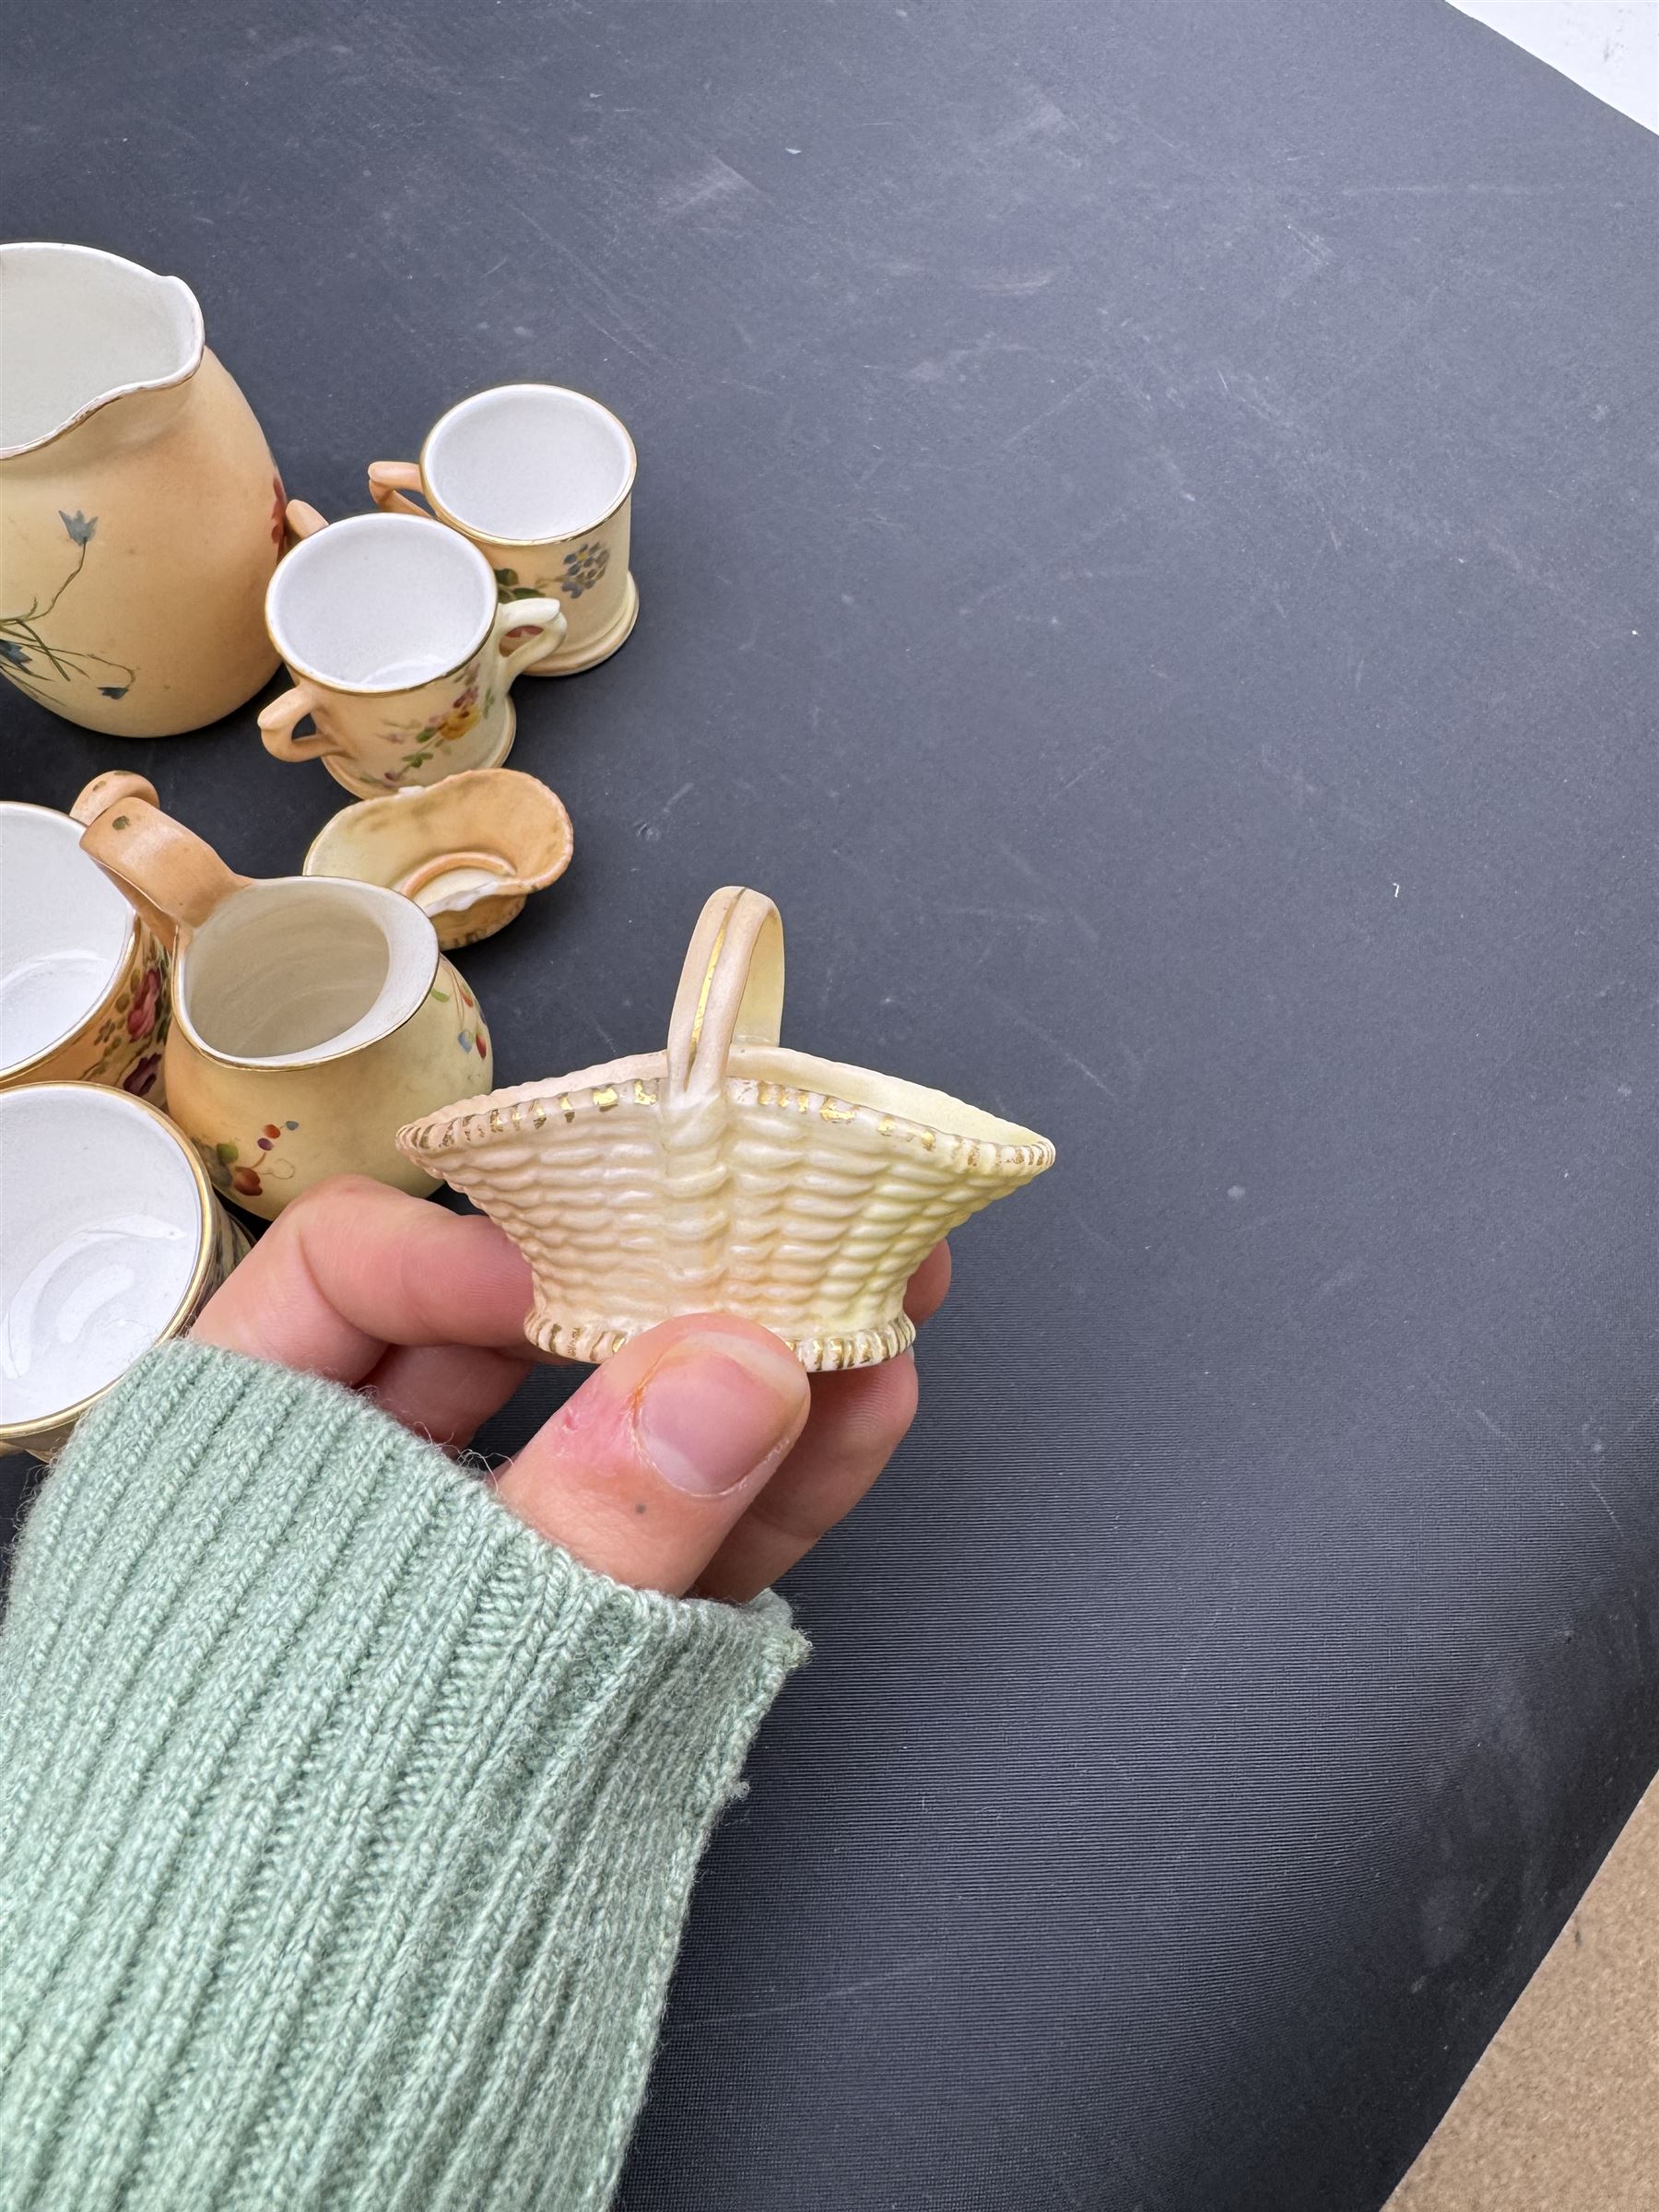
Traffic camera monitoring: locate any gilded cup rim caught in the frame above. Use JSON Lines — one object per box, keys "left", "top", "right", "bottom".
{"left": 418, "top": 382, "right": 638, "bottom": 550}
{"left": 265, "top": 513, "right": 504, "bottom": 699}
{"left": 0, "top": 800, "right": 144, "bottom": 1083}
{"left": 0, "top": 1082, "right": 218, "bottom": 1448}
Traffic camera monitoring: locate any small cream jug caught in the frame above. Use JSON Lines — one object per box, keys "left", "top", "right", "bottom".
{"left": 74, "top": 774, "right": 495, "bottom": 1219}
{"left": 259, "top": 505, "right": 566, "bottom": 796}
{"left": 0, "top": 242, "right": 284, "bottom": 735}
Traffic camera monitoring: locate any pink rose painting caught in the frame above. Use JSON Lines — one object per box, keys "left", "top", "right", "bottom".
{"left": 126, "top": 964, "right": 162, "bottom": 1041}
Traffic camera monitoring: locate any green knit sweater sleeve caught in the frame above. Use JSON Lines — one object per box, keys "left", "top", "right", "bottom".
{"left": 0, "top": 1341, "right": 807, "bottom": 2211}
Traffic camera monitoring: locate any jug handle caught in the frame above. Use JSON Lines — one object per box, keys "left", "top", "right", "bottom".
{"left": 71, "top": 771, "right": 161, "bottom": 828}
{"left": 259, "top": 683, "right": 345, "bottom": 765}
{"left": 76, "top": 790, "right": 250, "bottom": 947}
{"left": 366, "top": 461, "right": 432, "bottom": 522}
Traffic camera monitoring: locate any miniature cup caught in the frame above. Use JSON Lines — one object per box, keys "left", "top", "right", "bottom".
{"left": 369, "top": 383, "right": 638, "bottom": 677}
{"left": 0, "top": 1082, "right": 249, "bottom": 1459}
{"left": 0, "top": 785, "right": 171, "bottom": 1100}
{"left": 258, "top": 504, "right": 566, "bottom": 797}
{"left": 76, "top": 781, "right": 496, "bottom": 1219}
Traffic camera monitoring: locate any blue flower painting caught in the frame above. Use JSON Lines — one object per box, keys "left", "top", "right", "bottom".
{"left": 0, "top": 508, "right": 135, "bottom": 708}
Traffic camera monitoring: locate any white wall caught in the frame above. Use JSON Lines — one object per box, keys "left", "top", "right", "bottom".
{"left": 1449, "top": 1, "right": 1659, "bottom": 132}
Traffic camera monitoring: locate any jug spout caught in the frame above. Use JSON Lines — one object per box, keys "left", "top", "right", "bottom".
{"left": 0, "top": 243, "right": 203, "bottom": 459}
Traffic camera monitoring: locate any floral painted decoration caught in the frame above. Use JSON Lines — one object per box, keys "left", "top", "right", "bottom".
{"left": 430, "top": 976, "right": 490, "bottom": 1061}
{"left": 200, "top": 1120, "right": 300, "bottom": 1202}
{"left": 0, "top": 510, "right": 136, "bottom": 704}
{"left": 494, "top": 538, "right": 609, "bottom": 604}
{"left": 126, "top": 963, "right": 163, "bottom": 1040}
{"left": 557, "top": 541, "right": 610, "bottom": 598}
{"left": 379, "top": 661, "right": 488, "bottom": 783}
{"left": 76, "top": 942, "right": 171, "bottom": 1094}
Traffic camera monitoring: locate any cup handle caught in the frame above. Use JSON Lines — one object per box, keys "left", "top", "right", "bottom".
{"left": 367, "top": 461, "right": 433, "bottom": 521}
{"left": 78, "top": 793, "right": 249, "bottom": 945}
{"left": 259, "top": 684, "right": 345, "bottom": 764}
{"left": 284, "top": 498, "right": 329, "bottom": 545}
{"left": 490, "top": 595, "right": 568, "bottom": 683}
{"left": 285, "top": 501, "right": 329, "bottom": 544}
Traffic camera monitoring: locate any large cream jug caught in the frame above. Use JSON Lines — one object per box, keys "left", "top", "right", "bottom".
{"left": 0, "top": 242, "right": 283, "bottom": 735}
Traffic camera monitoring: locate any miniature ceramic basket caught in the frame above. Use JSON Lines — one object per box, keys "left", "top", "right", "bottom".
{"left": 397, "top": 887, "right": 1055, "bottom": 1369}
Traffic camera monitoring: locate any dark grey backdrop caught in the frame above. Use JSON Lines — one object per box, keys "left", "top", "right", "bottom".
{"left": 5, "top": 6, "right": 1656, "bottom": 2207}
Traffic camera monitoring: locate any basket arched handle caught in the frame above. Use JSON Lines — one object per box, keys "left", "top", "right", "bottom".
{"left": 665, "top": 887, "right": 784, "bottom": 1106}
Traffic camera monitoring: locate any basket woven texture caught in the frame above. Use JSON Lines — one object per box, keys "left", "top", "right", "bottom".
{"left": 398, "top": 887, "right": 1054, "bottom": 1368}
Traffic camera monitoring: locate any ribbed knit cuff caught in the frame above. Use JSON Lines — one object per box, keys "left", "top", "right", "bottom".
{"left": 0, "top": 1342, "right": 806, "bottom": 2212}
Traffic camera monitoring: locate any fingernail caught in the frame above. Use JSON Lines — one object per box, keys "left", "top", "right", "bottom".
{"left": 636, "top": 1328, "right": 807, "bottom": 1497}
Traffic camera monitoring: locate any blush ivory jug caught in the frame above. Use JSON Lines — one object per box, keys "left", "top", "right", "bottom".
{"left": 72, "top": 773, "right": 495, "bottom": 1218}
{"left": 0, "top": 242, "right": 285, "bottom": 735}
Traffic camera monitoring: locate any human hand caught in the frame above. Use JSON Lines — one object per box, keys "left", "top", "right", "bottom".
{"left": 192, "top": 1176, "right": 947, "bottom": 1602}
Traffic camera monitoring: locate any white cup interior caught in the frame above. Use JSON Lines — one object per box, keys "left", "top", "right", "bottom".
{"left": 265, "top": 512, "right": 495, "bottom": 688}
{"left": 0, "top": 1086, "right": 205, "bottom": 1428}
{"left": 0, "top": 242, "right": 202, "bottom": 454}
{"left": 425, "top": 383, "right": 634, "bottom": 543}
{"left": 0, "top": 805, "right": 135, "bottom": 1074}
{"left": 178, "top": 877, "right": 435, "bottom": 1065}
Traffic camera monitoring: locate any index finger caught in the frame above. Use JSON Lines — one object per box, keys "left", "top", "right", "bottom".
{"left": 192, "top": 1174, "right": 537, "bottom": 1383}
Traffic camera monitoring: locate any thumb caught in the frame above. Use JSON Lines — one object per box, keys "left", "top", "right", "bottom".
{"left": 493, "top": 1313, "right": 811, "bottom": 1595}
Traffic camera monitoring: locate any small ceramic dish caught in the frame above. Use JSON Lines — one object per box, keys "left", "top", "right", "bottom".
{"left": 302, "top": 769, "right": 574, "bottom": 949}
